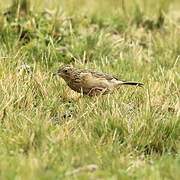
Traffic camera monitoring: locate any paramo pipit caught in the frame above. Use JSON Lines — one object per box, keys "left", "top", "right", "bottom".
{"left": 55, "top": 65, "right": 143, "bottom": 96}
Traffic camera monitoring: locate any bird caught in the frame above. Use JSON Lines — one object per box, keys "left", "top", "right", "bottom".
{"left": 55, "top": 65, "right": 143, "bottom": 96}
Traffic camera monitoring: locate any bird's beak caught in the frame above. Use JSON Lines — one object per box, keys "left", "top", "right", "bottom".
{"left": 53, "top": 71, "right": 59, "bottom": 76}
{"left": 52, "top": 72, "right": 57, "bottom": 76}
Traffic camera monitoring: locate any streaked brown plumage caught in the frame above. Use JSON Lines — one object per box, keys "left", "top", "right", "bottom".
{"left": 55, "top": 65, "right": 143, "bottom": 96}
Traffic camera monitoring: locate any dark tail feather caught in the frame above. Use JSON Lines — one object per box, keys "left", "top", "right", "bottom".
{"left": 121, "top": 81, "right": 144, "bottom": 87}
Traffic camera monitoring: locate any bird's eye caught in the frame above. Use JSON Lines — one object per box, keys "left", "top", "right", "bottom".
{"left": 64, "top": 69, "right": 68, "bottom": 73}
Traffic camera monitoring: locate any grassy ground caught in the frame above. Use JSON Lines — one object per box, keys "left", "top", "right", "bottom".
{"left": 0, "top": 0, "right": 180, "bottom": 179}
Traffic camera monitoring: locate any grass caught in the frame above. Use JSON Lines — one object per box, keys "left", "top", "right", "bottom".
{"left": 0, "top": 0, "right": 180, "bottom": 179}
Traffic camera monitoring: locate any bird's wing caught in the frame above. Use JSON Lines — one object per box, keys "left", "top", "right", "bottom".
{"left": 81, "top": 69, "right": 119, "bottom": 81}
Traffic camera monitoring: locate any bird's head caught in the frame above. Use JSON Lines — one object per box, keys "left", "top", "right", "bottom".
{"left": 55, "top": 65, "right": 74, "bottom": 81}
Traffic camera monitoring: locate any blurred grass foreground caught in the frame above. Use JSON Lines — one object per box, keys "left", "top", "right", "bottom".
{"left": 0, "top": 0, "right": 180, "bottom": 179}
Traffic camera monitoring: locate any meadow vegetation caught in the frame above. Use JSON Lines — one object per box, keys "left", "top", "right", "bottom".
{"left": 0, "top": 0, "right": 179, "bottom": 179}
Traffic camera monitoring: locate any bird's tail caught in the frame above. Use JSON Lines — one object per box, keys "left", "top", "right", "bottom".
{"left": 120, "top": 81, "right": 144, "bottom": 87}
